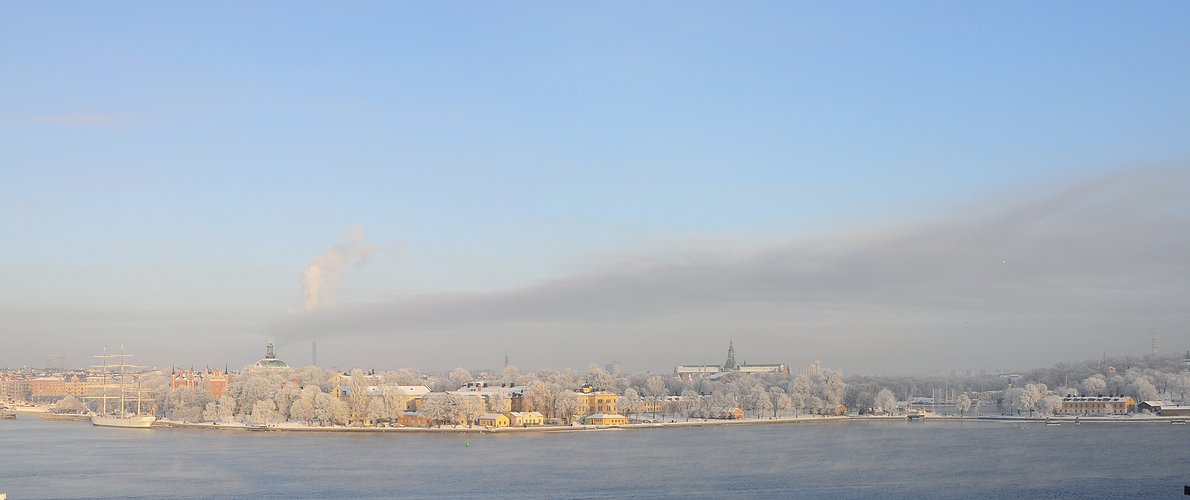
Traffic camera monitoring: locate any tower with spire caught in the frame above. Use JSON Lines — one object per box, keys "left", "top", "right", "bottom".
{"left": 724, "top": 340, "right": 738, "bottom": 371}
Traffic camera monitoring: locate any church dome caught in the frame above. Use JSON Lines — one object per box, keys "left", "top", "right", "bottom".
{"left": 255, "top": 340, "right": 289, "bottom": 369}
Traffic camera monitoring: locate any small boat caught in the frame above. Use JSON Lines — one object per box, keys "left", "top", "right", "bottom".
{"left": 1046, "top": 422, "right": 1060, "bottom": 426}
{"left": 1171, "top": 420, "right": 1186, "bottom": 425}
{"left": 906, "top": 413, "right": 925, "bottom": 421}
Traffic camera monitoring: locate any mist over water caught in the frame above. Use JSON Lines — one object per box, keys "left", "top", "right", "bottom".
{"left": 2, "top": 418, "right": 1185, "bottom": 499}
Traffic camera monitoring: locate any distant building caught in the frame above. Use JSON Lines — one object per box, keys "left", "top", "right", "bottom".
{"left": 678, "top": 342, "right": 788, "bottom": 379}
{"left": 46, "top": 355, "right": 65, "bottom": 371}
{"left": 605, "top": 360, "right": 622, "bottom": 376}
{"left": 1058, "top": 396, "right": 1135, "bottom": 415}
{"left": 674, "top": 365, "right": 721, "bottom": 380}
{"left": 737, "top": 363, "right": 789, "bottom": 376}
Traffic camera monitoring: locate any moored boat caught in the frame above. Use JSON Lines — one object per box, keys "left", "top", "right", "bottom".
{"left": 91, "top": 414, "right": 157, "bottom": 428}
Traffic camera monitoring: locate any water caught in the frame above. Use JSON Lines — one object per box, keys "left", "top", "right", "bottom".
{"left": 2, "top": 417, "right": 1186, "bottom": 499}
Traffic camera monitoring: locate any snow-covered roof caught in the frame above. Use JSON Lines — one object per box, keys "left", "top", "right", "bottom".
{"left": 477, "top": 413, "right": 506, "bottom": 420}
{"left": 587, "top": 413, "right": 626, "bottom": 419}
{"left": 1061, "top": 396, "right": 1133, "bottom": 402}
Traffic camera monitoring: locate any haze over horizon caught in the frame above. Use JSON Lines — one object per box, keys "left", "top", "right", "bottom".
{"left": 3, "top": 3, "right": 1188, "bottom": 375}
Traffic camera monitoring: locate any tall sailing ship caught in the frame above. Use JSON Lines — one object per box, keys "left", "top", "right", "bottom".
{"left": 84, "top": 346, "right": 156, "bottom": 428}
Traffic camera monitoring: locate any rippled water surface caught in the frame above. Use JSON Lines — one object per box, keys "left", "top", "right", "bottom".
{"left": 2, "top": 417, "right": 1186, "bottom": 499}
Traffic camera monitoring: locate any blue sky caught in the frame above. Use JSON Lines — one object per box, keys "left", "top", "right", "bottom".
{"left": 2, "top": 2, "right": 1188, "bottom": 373}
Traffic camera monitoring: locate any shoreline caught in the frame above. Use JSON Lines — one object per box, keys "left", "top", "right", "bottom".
{"left": 9, "top": 409, "right": 1186, "bottom": 432}
{"left": 152, "top": 415, "right": 855, "bottom": 433}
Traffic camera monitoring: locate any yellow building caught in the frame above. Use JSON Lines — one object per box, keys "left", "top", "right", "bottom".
{"left": 477, "top": 413, "right": 510, "bottom": 427}
{"left": 1058, "top": 396, "right": 1135, "bottom": 415}
{"left": 587, "top": 413, "right": 627, "bottom": 425}
{"left": 576, "top": 385, "right": 618, "bottom": 415}
{"left": 641, "top": 396, "right": 684, "bottom": 416}
{"left": 506, "top": 411, "right": 544, "bottom": 426}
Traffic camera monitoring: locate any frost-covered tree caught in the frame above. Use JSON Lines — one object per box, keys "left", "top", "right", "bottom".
{"left": 273, "top": 388, "right": 298, "bottom": 422}
{"left": 391, "top": 368, "right": 424, "bottom": 386}
{"left": 789, "top": 392, "right": 805, "bottom": 417}
{"left": 459, "top": 395, "right": 486, "bottom": 427}
{"left": 875, "top": 389, "right": 897, "bottom": 415}
{"left": 955, "top": 394, "right": 972, "bottom": 417}
{"left": 346, "top": 369, "right": 370, "bottom": 424}
{"left": 584, "top": 365, "right": 615, "bottom": 392}
{"left": 645, "top": 376, "right": 668, "bottom": 401}
{"left": 57, "top": 395, "right": 83, "bottom": 413}
{"left": 449, "top": 368, "right": 474, "bottom": 387}
{"left": 680, "top": 389, "right": 700, "bottom": 421}
{"left": 754, "top": 391, "right": 772, "bottom": 419}
{"left": 203, "top": 401, "right": 219, "bottom": 422}
{"left": 1037, "top": 395, "right": 1063, "bottom": 416}
{"left": 291, "top": 386, "right": 318, "bottom": 426}
{"left": 503, "top": 365, "right": 521, "bottom": 387}
{"left": 620, "top": 388, "right": 643, "bottom": 419}
{"left": 419, "top": 395, "right": 449, "bottom": 427}
{"left": 816, "top": 372, "right": 846, "bottom": 407}
{"left": 487, "top": 392, "right": 509, "bottom": 413}
{"left": 251, "top": 399, "right": 278, "bottom": 425}
{"left": 378, "top": 385, "right": 408, "bottom": 417}
{"left": 366, "top": 397, "right": 387, "bottom": 424}
{"left": 775, "top": 393, "right": 793, "bottom": 418}
{"left": 791, "top": 375, "right": 814, "bottom": 399}
{"left": 216, "top": 396, "right": 236, "bottom": 423}
{"left": 1020, "top": 383, "right": 1045, "bottom": 417}
{"left": 1107, "top": 375, "right": 1126, "bottom": 396}
{"left": 553, "top": 392, "right": 580, "bottom": 422}
{"left": 1132, "top": 378, "right": 1159, "bottom": 402}
{"left": 314, "top": 392, "right": 343, "bottom": 426}
{"left": 524, "top": 381, "right": 555, "bottom": 417}
{"left": 167, "top": 386, "right": 213, "bottom": 423}
{"left": 806, "top": 396, "right": 823, "bottom": 415}
{"left": 1081, "top": 375, "right": 1107, "bottom": 397}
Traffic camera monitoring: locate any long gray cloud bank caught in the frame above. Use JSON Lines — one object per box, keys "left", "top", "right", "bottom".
{"left": 268, "top": 167, "right": 1190, "bottom": 373}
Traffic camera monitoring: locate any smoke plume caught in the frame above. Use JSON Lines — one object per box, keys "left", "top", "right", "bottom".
{"left": 300, "top": 225, "right": 377, "bottom": 310}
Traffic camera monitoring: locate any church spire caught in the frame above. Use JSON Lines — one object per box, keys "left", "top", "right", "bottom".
{"left": 724, "top": 340, "right": 738, "bottom": 371}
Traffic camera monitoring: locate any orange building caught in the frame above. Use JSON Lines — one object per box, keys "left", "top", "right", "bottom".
{"left": 172, "top": 368, "right": 232, "bottom": 399}
{"left": 29, "top": 377, "right": 66, "bottom": 402}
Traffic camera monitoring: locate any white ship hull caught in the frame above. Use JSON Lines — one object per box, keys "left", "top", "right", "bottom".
{"left": 91, "top": 415, "right": 156, "bottom": 428}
